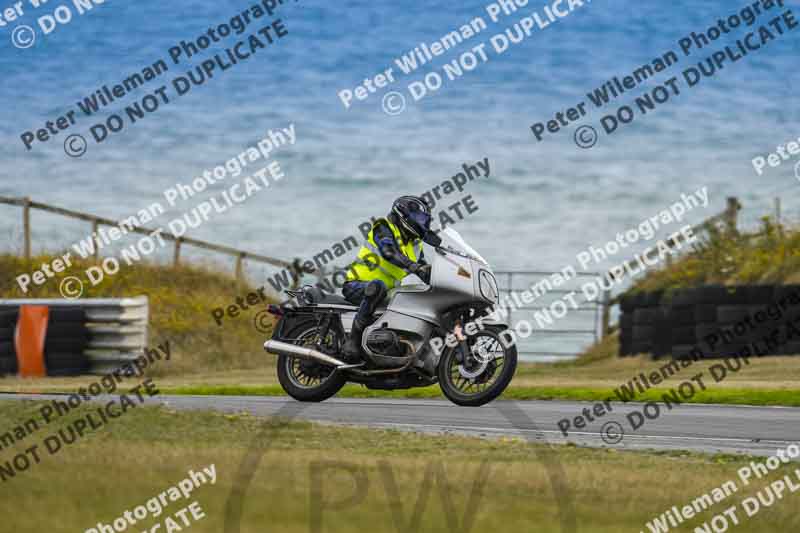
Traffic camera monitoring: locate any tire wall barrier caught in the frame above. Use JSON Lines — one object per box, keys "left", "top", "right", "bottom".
{"left": 618, "top": 286, "right": 800, "bottom": 359}
{"left": 0, "top": 296, "right": 149, "bottom": 376}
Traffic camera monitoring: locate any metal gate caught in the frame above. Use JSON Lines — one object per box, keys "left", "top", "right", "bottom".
{"left": 495, "top": 271, "right": 607, "bottom": 362}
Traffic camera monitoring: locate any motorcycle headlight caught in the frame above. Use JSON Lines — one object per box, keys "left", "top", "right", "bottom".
{"left": 479, "top": 270, "right": 499, "bottom": 304}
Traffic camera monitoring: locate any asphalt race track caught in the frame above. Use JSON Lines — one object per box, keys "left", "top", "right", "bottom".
{"left": 2, "top": 394, "right": 799, "bottom": 458}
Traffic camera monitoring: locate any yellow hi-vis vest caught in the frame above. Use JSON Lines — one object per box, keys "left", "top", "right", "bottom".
{"left": 346, "top": 219, "right": 422, "bottom": 288}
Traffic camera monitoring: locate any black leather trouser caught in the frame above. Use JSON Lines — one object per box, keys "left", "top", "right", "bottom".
{"left": 342, "top": 280, "right": 387, "bottom": 328}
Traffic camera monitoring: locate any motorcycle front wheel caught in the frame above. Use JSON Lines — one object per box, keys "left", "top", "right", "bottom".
{"left": 438, "top": 326, "right": 517, "bottom": 407}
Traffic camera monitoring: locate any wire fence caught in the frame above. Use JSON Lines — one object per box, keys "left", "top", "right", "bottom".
{"left": 494, "top": 270, "right": 606, "bottom": 362}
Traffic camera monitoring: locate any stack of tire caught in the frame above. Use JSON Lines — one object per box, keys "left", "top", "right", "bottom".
{"left": 619, "top": 285, "right": 800, "bottom": 359}
{"left": 45, "top": 308, "right": 91, "bottom": 375}
{"left": 0, "top": 310, "right": 19, "bottom": 375}
{"left": 0, "top": 307, "right": 90, "bottom": 376}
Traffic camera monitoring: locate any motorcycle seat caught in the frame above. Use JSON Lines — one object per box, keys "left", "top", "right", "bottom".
{"left": 317, "top": 294, "right": 356, "bottom": 307}
{"left": 300, "top": 286, "right": 358, "bottom": 308}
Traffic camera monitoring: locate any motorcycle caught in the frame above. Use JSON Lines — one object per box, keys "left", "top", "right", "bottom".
{"left": 264, "top": 228, "right": 516, "bottom": 406}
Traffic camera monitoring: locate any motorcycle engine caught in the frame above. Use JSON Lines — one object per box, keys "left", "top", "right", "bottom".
{"left": 365, "top": 329, "right": 406, "bottom": 357}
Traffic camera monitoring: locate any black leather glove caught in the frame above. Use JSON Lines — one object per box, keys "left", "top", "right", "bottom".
{"left": 410, "top": 263, "right": 431, "bottom": 284}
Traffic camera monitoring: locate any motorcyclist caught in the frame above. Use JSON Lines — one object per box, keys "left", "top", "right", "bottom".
{"left": 341, "top": 196, "right": 438, "bottom": 361}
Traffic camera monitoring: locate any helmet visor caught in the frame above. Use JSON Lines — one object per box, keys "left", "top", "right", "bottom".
{"left": 409, "top": 211, "right": 432, "bottom": 233}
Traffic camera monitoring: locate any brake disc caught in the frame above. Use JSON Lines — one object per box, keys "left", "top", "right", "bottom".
{"left": 457, "top": 340, "right": 499, "bottom": 380}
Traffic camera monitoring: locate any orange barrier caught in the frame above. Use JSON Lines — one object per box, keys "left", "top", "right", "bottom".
{"left": 14, "top": 305, "right": 49, "bottom": 377}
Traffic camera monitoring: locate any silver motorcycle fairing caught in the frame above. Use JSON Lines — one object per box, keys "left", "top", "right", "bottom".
{"left": 383, "top": 244, "right": 502, "bottom": 327}
{"left": 350, "top": 229, "right": 504, "bottom": 371}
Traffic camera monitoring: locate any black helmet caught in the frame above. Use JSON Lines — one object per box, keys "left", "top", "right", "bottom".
{"left": 391, "top": 195, "right": 432, "bottom": 240}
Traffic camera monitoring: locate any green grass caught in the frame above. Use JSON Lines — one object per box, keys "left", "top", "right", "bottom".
{"left": 164, "top": 383, "right": 800, "bottom": 406}
{"left": 1, "top": 400, "right": 798, "bottom": 532}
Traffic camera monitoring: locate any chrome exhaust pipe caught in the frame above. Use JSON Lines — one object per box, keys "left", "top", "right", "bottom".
{"left": 264, "top": 339, "right": 347, "bottom": 367}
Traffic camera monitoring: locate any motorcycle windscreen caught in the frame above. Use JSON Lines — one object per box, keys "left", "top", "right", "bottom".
{"left": 440, "top": 227, "right": 488, "bottom": 265}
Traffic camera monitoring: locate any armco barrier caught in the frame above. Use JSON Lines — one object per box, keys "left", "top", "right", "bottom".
{"left": 619, "top": 285, "right": 800, "bottom": 359}
{"left": 0, "top": 296, "right": 148, "bottom": 376}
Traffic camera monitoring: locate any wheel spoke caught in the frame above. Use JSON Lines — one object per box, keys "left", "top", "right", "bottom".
{"left": 286, "top": 328, "right": 335, "bottom": 389}
{"left": 447, "top": 330, "right": 511, "bottom": 396}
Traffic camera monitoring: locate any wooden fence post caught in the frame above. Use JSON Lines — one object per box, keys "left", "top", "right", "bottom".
{"left": 724, "top": 197, "right": 740, "bottom": 235}
{"left": 601, "top": 289, "right": 611, "bottom": 339}
{"left": 235, "top": 252, "right": 245, "bottom": 283}
{"left": 173, "top": 237, "right": 182, "bottom": 266}
{"left": 22, "top": 197, "right": 31, "bottom": 260}
{"left": 91, "top": 219, "right": 99, "bottom": 260}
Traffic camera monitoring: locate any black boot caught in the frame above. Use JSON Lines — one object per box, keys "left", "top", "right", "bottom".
{"left": 342, "top": 320, "right": 366, "bottom": 363}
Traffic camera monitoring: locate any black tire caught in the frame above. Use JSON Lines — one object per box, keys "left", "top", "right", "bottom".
{"left": 775, "top": 285, "right": 800, "bottom": 302}
{"left": 619, "top": 314, "right": 634, "bottom": 333}
{"left": 696, "top": 324, "right": 722, "bottom": 345}
{"left": 619, "top": 338, "right": 633, "bottom": 357}
{"left": 634, "top": 292, "right": 650, "bottom": 308}
{"left": 688, "top": 286, "right": 730, "bottom": 305}
{"left": 719, "top": 287, "right": 750, "bottom": 305}
{"left": 45, "top": 352, "right": 89, "bottom": 375}
{"left": 695, "top": 304, "right": 717, "bottom": 323}
{"left": 712, "top": 343, "right": 753, "bottom": 357}
{"left": 642, "top": 290, "right": 664, "bottom": 307}
{"left": 0, "top": 341, "right": 14, "bottom": 357}
{"left": 0, "top": 311, "right": 18, "bottom": 327}
{"left": 0, "top": 357, "right": 17, "bottom": 375}
{"left": 652, "top": 322, "right": 672, "bottom": 348}
{"left": 630, "top": 340, "right": 652, "bottom": 355}
{"left": 666, "top": 305, "right": 695, "bottom": 326}
{"left": 669, "top": 288, "right": 698, "bottom": 306}
{"left": 45, "top": 338, "right": 88, "bottom": 352}
{"left": 48, "top": 308, "right": 87, "bottom": 323}
{"left": 652, "top": 338, "right": 671, "bottom": 359}
{"left": 671, "top": 326, "right": 696, "bottom": 345}
{"left": 632, "top": 325, "right": 655, "bottom": 342}
{"left": 746, "top": 286, "right": 776, "bottom": 304}
{"left": 45, "top": 323, "right": 90, "bottom": 339}
{"left": 276, "top": 322, "right": 346, "bottom": 402}
{"left": 670, "top": 344, "right": 703, "bottom": 360}
{"left": 717, "top": 306, "right": 752, "bottom": 323}
{"left": 780, "top": 342, "right": 800, "bottom": 356}
{"left": 619, "top": 294, "right": 636, "bottom": 313}
{"left": 633, "top": 308, "right": 661, "bottom": 325}
{"left": 438, "top": 326, "right": 517, "bottom": 407}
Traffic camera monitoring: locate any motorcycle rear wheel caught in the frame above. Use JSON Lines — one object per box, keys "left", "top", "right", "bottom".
{"left": 276, "top": 322, "right": 346, "bottom": 402}
{"left": 438, "top": 326, "right": 517, "bottom": 407}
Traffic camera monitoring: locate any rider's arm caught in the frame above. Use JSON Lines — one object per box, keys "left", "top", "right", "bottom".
{"left": 374, "top": 222, "right": 416, "bottom": 271}
{"left": 374, "top": 222, "right": 430, "bottom": 283}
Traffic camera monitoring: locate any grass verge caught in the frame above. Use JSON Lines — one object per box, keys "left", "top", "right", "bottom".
{"left": 0, "top": 400, "right": 798, "bottom": 532}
